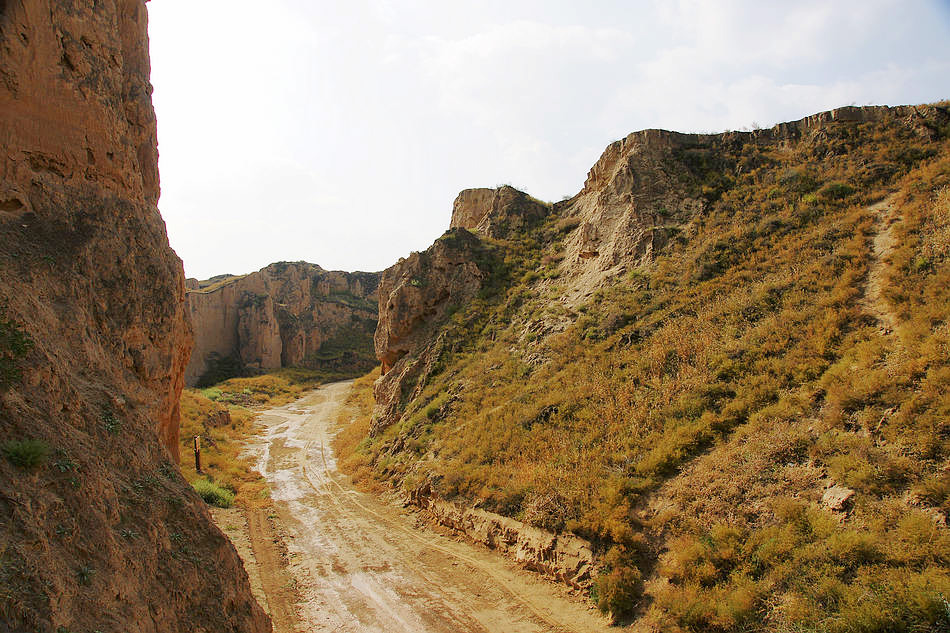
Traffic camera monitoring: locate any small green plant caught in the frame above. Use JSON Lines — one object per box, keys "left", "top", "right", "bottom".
{"left": 159, "top": 461, "right": 176, "bottom": 480}
{"left": 192, "top": 478, "right": 235, "bottom": 508}
{"left": 53, "top": 454, "right": 75, "bottom": 472}
{"left": 100, "top": 412, "right": 121, "bottom": 435}
{"left": 76, "top": 564, "right": 95, "bottom": 586}
{"left": 200, "top": 387, "right": 223, "bottom": 401}
{"left": 0, "top": 308, "right": 33, "bottom": 388}
{"left": 2, "top": 439, "right": 50, "bottom": 468}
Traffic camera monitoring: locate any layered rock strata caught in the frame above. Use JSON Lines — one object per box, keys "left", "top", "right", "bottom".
{"left": 0, "top": 2, "right": 268, "bottom": 631}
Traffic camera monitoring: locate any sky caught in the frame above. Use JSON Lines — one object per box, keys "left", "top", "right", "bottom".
{"left": 146, "top": 0, "right": 950, "bottom": 280}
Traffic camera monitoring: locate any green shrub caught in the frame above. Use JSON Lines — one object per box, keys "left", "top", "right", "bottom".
{"left": 0, "top": 308, "right": 33, "bottom": 388}
{"left": 819, "top": 181, "right": 855, "bottom": 201}
{"left": 200, "top": 387, "right": 223, "bottom": 401}
{"left": 192, "top": 479, "right": 235, "bottom": 508}
{"left": 2, "top": 439, "right": 50, "bottom": 468}
{"left": 595, "top": 565, "right": 644, "bottom": 622}
{"left": 100, "top": 412, "right": 122, "bottom": 435}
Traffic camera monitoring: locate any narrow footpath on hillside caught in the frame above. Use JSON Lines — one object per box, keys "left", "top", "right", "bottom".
{"left": 863, "top": 193, "right": 901, "bottom": 335}
{"left": 229, "top": 381, "right": 611, "bottom": 633}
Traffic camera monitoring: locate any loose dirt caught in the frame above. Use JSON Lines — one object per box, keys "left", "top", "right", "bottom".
{"left": 235, "top": 380, "right": 612, "bottom": 633}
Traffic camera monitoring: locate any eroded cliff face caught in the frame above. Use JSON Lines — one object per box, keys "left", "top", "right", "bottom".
{"left": 185, "top": 262, "right": 379, "bottom": 385}
{"left": 0, "top": 2, "right": 269, "bottom": 631}
{"left": 372, "top": 230, "right": 489, "bottom": 432}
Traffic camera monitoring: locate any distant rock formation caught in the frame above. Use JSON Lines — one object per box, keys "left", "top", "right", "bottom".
{"left": 0, "top": 1, "right": 268, "bottom": 631}
{"left": 185, "top": 262, "right": 379, "bottom": 386}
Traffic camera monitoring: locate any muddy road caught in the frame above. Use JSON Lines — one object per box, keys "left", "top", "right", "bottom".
{"left": 239, "top": 381, "right": 612, "bottom": 633}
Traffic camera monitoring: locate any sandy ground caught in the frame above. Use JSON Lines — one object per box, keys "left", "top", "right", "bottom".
{"left": 231, "top": 380, "right": 613, "bottom": 633}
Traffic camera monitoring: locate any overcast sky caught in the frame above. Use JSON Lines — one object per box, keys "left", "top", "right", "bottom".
{"left": 146, "top": 0, "right": 950, "bottom": 280}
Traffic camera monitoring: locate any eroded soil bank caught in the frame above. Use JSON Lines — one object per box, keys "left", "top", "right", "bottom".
{"left": 231, "top": 381, "right": 611, "bottom": 633}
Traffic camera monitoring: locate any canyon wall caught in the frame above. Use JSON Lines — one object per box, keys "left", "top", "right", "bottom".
{"left": 185, "top": 261, "right": 379, "bottom": 386}
{"left": 0, "top": 1, "right": 269, "bottom": 631}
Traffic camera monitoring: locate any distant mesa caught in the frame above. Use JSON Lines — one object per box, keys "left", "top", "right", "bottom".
{"left": 185, "top": 261, "right": 380, "bottom": 386}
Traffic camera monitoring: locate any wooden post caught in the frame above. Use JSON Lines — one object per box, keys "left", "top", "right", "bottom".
{"left": 194, "top": 435, "right": 202, "bottom": 473}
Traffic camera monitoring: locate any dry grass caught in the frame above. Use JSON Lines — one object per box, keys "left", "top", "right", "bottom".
{"left": 333, "top": 367, "right": 385, "bottom": 492}
{"left": 179, "top": 368, "right": 332, "bottom": 503}
{"left": 335, "top": 107, "right": 950, "bottom": 629}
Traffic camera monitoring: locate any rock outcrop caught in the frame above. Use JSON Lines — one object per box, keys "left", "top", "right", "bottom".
{"left": 372, "top": 229, "right": 491, "bottom": 432}
{"left": 450, "top": 185, "right": 551, "bottom": 238}
{"left": 408, "top": 491, "right": 596, "bottom": 589}
{"left": 185, "top": 261, "right": 379, "bottom": 386}
{"left": 0, "top": 2, "right": 268, "bottom": 631}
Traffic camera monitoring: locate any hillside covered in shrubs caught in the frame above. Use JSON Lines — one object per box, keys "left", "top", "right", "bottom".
{"left": 339, "top": 104, "right": 950, "bottom": 631}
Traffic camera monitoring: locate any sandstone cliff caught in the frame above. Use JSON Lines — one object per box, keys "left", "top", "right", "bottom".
{"left": 0, "top": 2, "right": 268, "bottom": 631}
{"left": 185, "top": 261, "right": 379, "bottom": 386}
{"left": 372, "top": 229, "right": 491, "bottom": 432}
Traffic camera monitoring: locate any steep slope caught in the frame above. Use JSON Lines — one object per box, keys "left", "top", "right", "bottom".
{"left": 185, "top": 261, "right": 379, "bottom": 386}
{"left": 0, "top": 2, "right": 268, "bottom": 631}
{"left": 354, "top": 104, "right": 950, "bottom": 630}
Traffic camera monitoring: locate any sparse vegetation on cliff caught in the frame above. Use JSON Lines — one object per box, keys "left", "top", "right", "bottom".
{"left": 0, "top": 308, "right": 33, "bottom": 388}
{"left": 1, "top": 439, "right": 50, "bottom": 469}
{"left": 337, "top": 104, "right": 950, "bottom": 631}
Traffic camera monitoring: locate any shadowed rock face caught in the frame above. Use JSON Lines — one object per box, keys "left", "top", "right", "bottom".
{"left": 185, "top": 262, "right": 379, "bottom": 386}
{"left": 0, "top": 1, "right": 269, "bottom": 631}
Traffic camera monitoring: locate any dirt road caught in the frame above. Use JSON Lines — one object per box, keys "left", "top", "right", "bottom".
{"left": 241, "top": 381, "right": 612, "bottom": 633}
